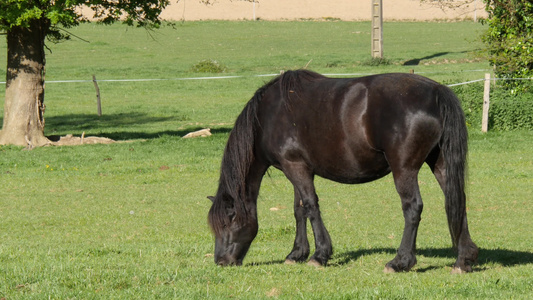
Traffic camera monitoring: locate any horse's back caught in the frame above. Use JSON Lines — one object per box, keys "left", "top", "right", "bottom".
{"left": 361, "top": 73, "right": 443, "bottom": 151}
{"left": 256, "top": 72, "right": 444, "bottom": 183}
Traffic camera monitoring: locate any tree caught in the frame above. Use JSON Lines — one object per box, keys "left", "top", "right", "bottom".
{"left": 482, "top": 0, "right": 533, "bottom": 89}
{"left": 0, "top": 0, "right": 169, "bottom": 147}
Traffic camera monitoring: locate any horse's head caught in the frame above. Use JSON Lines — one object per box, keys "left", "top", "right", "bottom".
{"left": 208, "top": 195, "right": 258, "bottom": 266}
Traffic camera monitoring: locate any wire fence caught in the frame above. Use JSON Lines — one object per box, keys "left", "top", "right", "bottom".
{"left": 1, "top": 70, "right": 530, "bottom": 87}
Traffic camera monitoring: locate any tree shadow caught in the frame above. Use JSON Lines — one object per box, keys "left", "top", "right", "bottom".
{"left": 403, "top": 52, "right": 450, "bottom": 66}
{"left": 96, "top": 127, "right": 233, "bottom": 141}
{"left": 43, "top": 112, "right": 233, "bottom": 141}
{"left": 402, "top": 49, "right": 483, "bottom": 66}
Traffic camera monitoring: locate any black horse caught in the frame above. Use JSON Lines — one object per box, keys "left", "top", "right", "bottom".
{"left": 208, "top": 70, "right": 478, "bottom": 273}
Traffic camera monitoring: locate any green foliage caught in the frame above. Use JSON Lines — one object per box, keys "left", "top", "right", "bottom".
{"left": 482, "top": 1, "right": 533, "bottom": 90}
{"left": 190, "top": 59, "right": 227, "bottom": 73}
{"left": 0, "top": 0, "right": 170, "bottom": 38}
{"left": 489, "top": 87, "right": 533, "bottom": 130}
{"left": 453, "top": 81, "right": 533, "bottom": 131}
{"left": 451, "top": 82, "right": 484, "bottom": 128}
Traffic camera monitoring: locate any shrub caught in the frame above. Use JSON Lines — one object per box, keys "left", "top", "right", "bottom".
{"left": 453, "top": 81, "right": 533, "bottom": 131}
{"left": 482, "top": 1, "right": 533, "bottom": 92}
{"left": 489, "top": 87, "right": 533, "bottom": 131}
{"left": 190, "top": 59, "right": 227, "bottom": 73}
{"left": 452, "top": 82, "right": 484, "bottom": 129}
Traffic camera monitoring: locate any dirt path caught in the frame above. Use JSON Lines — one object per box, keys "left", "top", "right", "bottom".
{"left": 161, "top": 0, "right": 486, "bottom": 21}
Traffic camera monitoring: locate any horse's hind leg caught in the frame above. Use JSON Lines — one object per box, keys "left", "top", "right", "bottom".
{"left": 385, "top": 168, "right": 423, "bottom": 272}
{"left": 427, "top": 149, "right": 478, "bottom": 273}
{"left": 282, "top": 163, "right": 332, "bottom": 266}
{"left": 285, "top": 186, "right": 310, "bottom": 264}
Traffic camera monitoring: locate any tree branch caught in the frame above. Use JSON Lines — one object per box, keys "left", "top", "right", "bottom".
{"left": 420, "top": 0, "right": 478, "bottom": 10}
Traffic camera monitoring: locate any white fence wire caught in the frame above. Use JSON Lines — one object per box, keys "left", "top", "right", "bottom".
{"left": 2, "top": 72, "right": 531, "bottom": 86}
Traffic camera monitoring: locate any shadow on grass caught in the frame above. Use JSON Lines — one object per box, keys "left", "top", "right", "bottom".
{"left": 403, "top": 52, "right": 450, "bottom": 66}
{"left": 43, "top": 112, "right": 232, "bottom": 140}
{"left": 402, "top": 50, "right": 479, "bottom": 66}
{"left": 67, "top": 127, "right": 233, "bottom": 141}
{"left": 247, "top": 247, "right": 533, "bottom": 271}
{"left": 334, "top": 247, "right": 533, "bottom": 270}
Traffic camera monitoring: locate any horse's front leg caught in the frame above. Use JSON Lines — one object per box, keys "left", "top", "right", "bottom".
{"left": 283, "top": 163, "right": 332, "bottom": 266}
{"left": 285, "top": 187, "right": 310, "bottom": 264}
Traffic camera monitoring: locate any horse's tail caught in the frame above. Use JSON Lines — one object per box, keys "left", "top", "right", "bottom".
{"left": 436, "top": 85, "right": 468, "bottom": 249}
{"left": 208, "top": 82, "right": 267, "bottom": 235}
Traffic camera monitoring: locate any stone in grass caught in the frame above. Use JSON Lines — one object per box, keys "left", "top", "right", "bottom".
{"left": 182, "top": 128, "right": 212, "bottom": 138}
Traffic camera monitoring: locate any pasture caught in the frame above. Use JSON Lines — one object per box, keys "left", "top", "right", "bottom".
{"left": 1, "top": 21, "right": 532, "bottom": 298}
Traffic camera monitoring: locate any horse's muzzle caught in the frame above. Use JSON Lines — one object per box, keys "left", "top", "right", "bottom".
{"left": 215, "top": 255, "right": 243, "bottom": 266}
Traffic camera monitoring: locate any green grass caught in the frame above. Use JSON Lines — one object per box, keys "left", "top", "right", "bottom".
{"left": 1, "top": 21, "right": 533, "bottom": 298}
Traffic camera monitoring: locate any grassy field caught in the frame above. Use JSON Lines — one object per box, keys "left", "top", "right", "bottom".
{"left": 1, "top": 21, "right": 532, "bottom": 299}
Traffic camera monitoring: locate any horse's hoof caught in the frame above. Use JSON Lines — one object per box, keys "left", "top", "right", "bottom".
{"left": 284, "top": 259, "right": 297, "bottom": 265}
{"left": 307, "top": 259, "right": 322, "bottom": 267}
{"left": 383, "top": 266, "right": 396, "bottom": 273}
{"left": 451, "top": 267, "right": 467, "bottom": 274}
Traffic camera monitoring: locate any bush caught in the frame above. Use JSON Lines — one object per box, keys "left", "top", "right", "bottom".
{"left": 453, "top": 81, "right": 533, "bottom": 131}
{"left": 482, "top": 1, "right": 533, "bottom": 92}
{"left": 452, "top": 82, "right": 484, "bottom": 129}
{"left": 190, "top": 59, "right": 227, "bottom": 73}
{"left": 489, "top": 88, "right": 533, "bottom": 130}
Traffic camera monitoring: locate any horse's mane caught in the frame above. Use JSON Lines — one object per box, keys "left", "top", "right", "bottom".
{"left": 208, "top": 75, "right": 279, "bottom": 235}
{"left": 280, "top": 69, "right": 326, "bottom": 100}
{"left": 208, "top": 70, "right": 326, "bottom": 235}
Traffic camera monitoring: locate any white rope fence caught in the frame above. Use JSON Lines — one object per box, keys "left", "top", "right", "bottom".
{"left": 446, "top": 79, "right": 485, "bottom": 87}
{"left": 1, "top": 69, "right": 532, "bottom": 86}
{"left": 0, "top": 69, "right": 495, "bottom": 85}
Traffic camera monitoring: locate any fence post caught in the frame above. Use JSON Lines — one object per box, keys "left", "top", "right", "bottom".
{"left": 482, "top": 73, "right": 490, "bottom": 132}
{"left": 371, "top": 0, "right": 383, "bottom": 58}
{"left": 252, "top": 0, "right": 256, "bottom": 21}
{"left": 92, "top": 75, "right": 102, "bottom": 117}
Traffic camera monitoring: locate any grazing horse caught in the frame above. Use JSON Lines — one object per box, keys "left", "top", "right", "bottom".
{"left": 208, "top": 70, "right": 478, "bottom": 273}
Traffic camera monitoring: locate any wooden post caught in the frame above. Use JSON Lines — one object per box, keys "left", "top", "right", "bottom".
{"left": 482, "top": 73, "right": 491, "bottom": 132}
{"left": 371, "top": 0, "right": 383, "bottom": 58}
{"left": 92, "top": 75, "right": 102, "bottom": 116}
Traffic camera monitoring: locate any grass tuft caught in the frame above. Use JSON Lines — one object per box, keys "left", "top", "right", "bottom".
{"left": 190, "top": 59, "right": 227, "bottom": 73}
{"left": 360, "top": 56, "right": 394, "bottom": 66}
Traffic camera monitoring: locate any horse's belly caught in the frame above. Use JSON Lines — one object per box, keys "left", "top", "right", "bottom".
{"left": 313, "top": 154, "right": 391, "bottom": 184}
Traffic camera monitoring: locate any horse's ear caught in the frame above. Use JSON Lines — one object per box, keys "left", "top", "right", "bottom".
{"left": 207, "top": 196, "right": 215, "bottom": 203}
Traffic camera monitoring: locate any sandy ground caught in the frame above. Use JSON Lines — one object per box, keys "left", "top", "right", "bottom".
{"left": 160, "top": 0, "right": 487, "bottom": 21}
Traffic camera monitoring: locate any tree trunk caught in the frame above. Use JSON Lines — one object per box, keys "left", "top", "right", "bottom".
{"left": 0, "top": 19, "right": 50, "bottom": 147}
